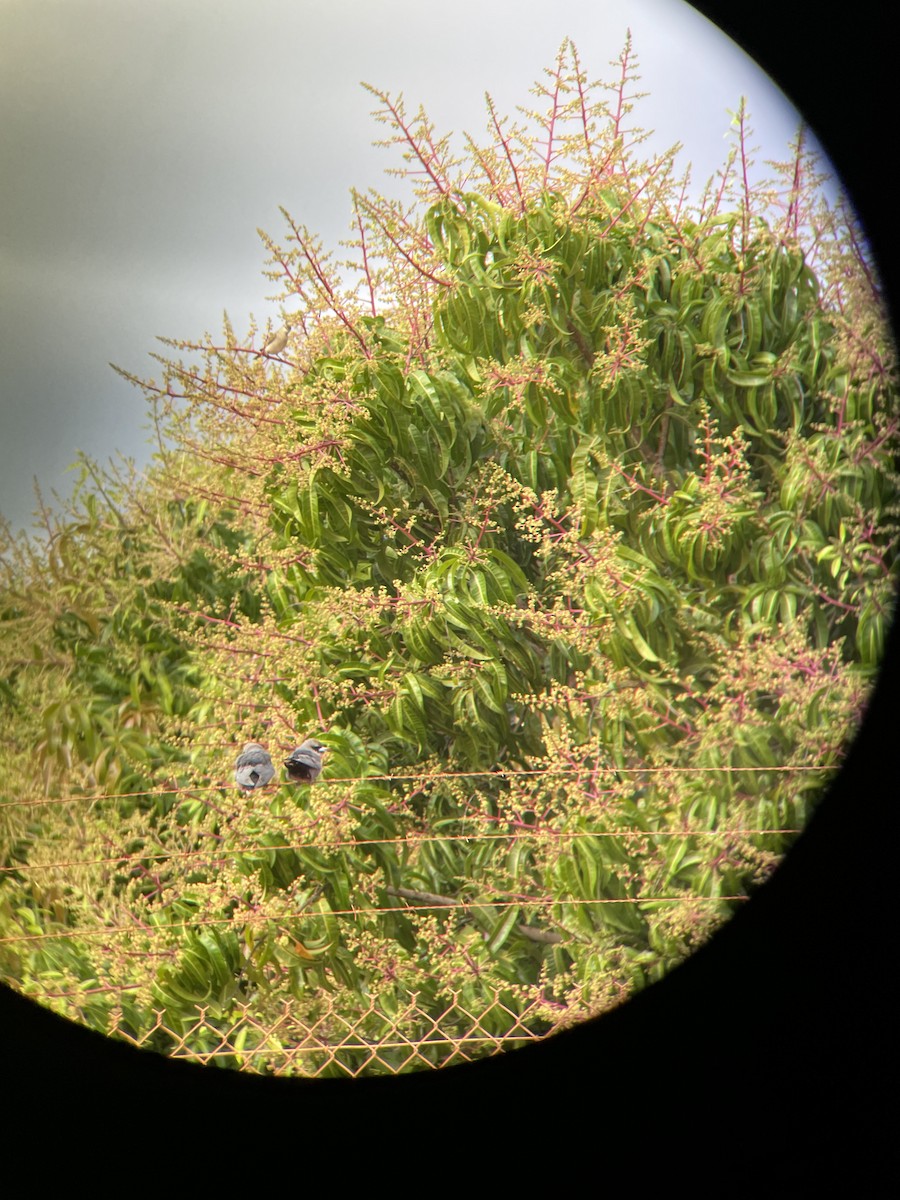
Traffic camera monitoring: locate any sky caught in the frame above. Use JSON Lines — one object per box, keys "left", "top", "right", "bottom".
{"left": 0, "top": 0, "right": 831, "bottom": 533}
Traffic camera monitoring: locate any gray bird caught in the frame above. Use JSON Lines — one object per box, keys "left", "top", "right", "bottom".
{"left": 283, "top": 739, "right": 327, "bottom": 784}
{"left": 261, "top": 323, "right": 290, "bottom": 356}
{"left": 234, "top": 742, "right": 276, "bottom": 793}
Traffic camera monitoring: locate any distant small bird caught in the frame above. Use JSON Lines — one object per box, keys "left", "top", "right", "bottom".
{"left": 235, "top": 742, "right": 276, "bottom": 793}
{"left": 283, "top": 739, "right": 327, "bottom": 784}
{"left": 261, "top": 323, "right": 290, "bottom": 356}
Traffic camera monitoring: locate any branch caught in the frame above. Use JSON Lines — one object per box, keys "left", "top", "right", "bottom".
{"left": 516, "top": 924, "right": 564, "bottom": 945}
{"left": 540, "top": 45, "right": 565, "bottom": 189}
{"left": 486, "top": 93, "right": 525, "bottom": 210}
{"left": 352, "top": 192, "right": 379, "bottom": 318}
{"left": 362, "top": 84, "right": 457, "bottom": 199}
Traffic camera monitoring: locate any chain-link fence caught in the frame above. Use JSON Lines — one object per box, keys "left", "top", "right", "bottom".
{"left": 90, "top": 987, "right": 581, "bottom": 1077}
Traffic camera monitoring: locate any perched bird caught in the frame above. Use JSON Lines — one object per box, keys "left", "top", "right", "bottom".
{"left": 260, "top": 323, "right": 290, "bottom": 357}
{"left": 283, "top": 739, "right": 327, "bottom": 784}
{"left": 234, "top": 742, "right": 276, "bottom": 793}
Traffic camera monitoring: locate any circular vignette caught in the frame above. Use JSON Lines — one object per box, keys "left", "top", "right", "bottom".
{"left": 0, "top": 0, "right": 897, "bottom": 1166}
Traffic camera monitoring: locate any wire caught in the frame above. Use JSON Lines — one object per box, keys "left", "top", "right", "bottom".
{"left": 0, "top": 826, "right": 799, "bottom": 877}
{"left": 4, "top": 760, "right": 840, "bottom": 809}
{"left": 0, "top": 893, "right": 749, "bottom": 946}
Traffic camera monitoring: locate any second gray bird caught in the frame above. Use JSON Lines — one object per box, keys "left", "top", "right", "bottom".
{"left": 235, "top": 742, "right": 276, "bottom": 793}
{"left": 283, "top": 739, "right": 327, "bottom": 784}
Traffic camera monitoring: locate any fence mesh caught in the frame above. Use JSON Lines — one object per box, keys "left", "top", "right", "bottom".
{"left": 34, "top": 987, "right": 584, "bottom": 1077}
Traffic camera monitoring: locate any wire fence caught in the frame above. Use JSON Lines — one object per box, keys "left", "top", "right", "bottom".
{"left": 21, "top": 986, "right": 587, "bottom": 1077}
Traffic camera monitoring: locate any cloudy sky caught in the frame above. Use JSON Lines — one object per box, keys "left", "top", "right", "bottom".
{"left": 0, "top": 0, "right": 836, "bottom": 532}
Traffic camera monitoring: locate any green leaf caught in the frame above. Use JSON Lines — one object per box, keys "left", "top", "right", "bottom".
{"left": 486, "top": 905, "right": 521, "bottom": 955}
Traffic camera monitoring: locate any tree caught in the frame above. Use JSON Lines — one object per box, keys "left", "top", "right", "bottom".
{"left": 1, "top": 37, "right": 896, "bottom": 1076}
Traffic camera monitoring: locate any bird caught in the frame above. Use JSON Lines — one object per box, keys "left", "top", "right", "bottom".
{"left": 234, "top": 742, "right": 276, "bottom": 793}
{"left": 283, "top": 739, "right": 327, "bottom": 784}
{"left": 260, "top": 323, "right": 290, "bottom": 357}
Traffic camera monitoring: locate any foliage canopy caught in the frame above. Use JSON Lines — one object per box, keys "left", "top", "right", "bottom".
{"left": 1, "top": 39, "right": 897, "bottom": 1075}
